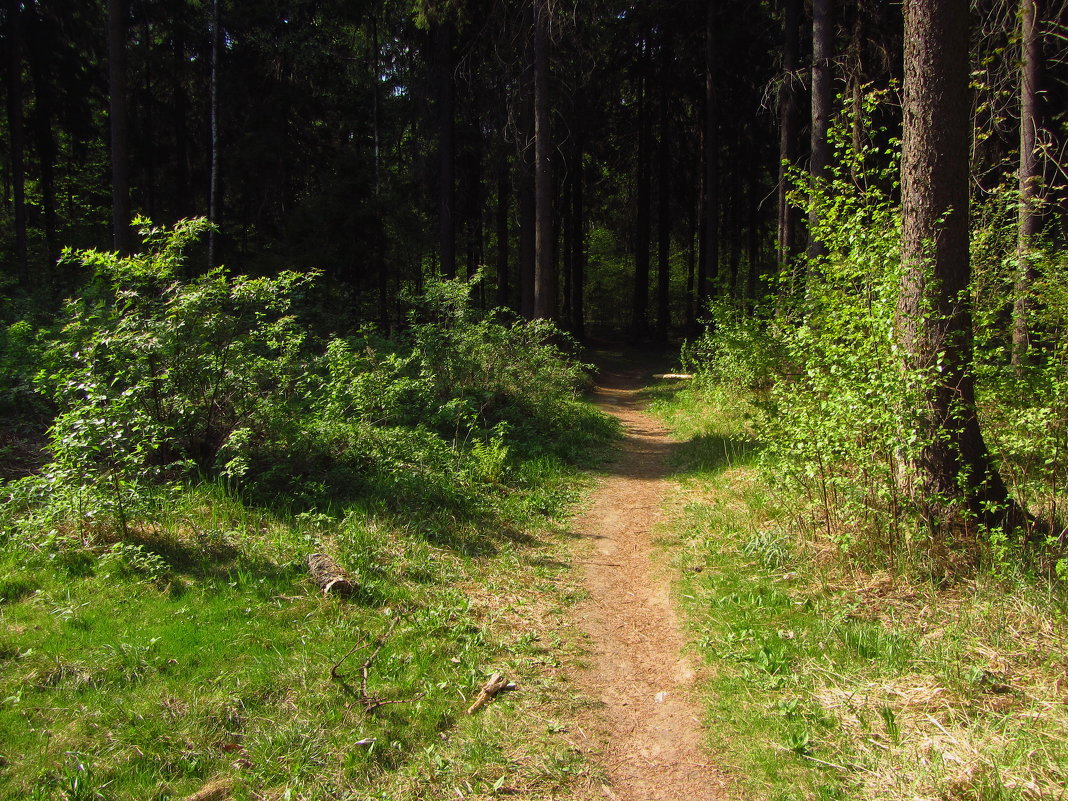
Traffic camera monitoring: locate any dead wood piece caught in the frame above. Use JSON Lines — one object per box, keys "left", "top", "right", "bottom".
{"left": 183, "top": 778, "right": 232, "bottom": 801}
{"left": 652, "top": 373, "right": 693, "bottom": 380}
{"left": 466, "top": 672, "right": 513, "bottom": 715}
{"left": 330, "top": 620, "right": 425, "bottom": 712}
{"left": 307, "top": 552, "right": 356, "bottom": 596}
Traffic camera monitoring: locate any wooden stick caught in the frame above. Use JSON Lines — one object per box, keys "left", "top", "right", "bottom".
{"left": 466, "top": 672, "right": 511, "bottom": 715}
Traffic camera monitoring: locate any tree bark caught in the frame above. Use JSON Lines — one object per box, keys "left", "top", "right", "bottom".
{"left": 173, "top": 23, "right": 191, "bottom": 219}
{"left": 777, "top": 0, "right": 802, "bottom": 272}
{"left": 808, "top": 0, "right": 832, "bottom": 261}
{"left": 655, "top": 31, "right": 671, "bottom": 341}
{"left": 5, "top": 0, "right": 27, "bottom": 280}
{"left": 26, "top": 5, "right": 58, "bottom": 269}
{"left": 571, "top": 139, "right": 586, "bottom": 339}
{"left": 897, "top": 0, "right": 1014, "bottom": 533}
{"left": 207, "top": 0, "right": 221, "bottom": 266}
{"left": 633, "top": 46, "right": 652, "bottom": 340}
{"left": 307, "top": 553, "right": 355, "bottom": 596}
{"left": 1012, "top": 0, "right": 1042, "bottom": 367}
{"left": 437, "top": 21, "right": 456, "bottom": 278}
{"left": 109, "top": 0, "right": 132, "bottom": 255}
{"left": 533, "top": 0, "right": 555, "bottom": 321}
{"left": 518, "top": 15, "right": 536, "bottom": 319}
{"left": 496, "top": 151, "right": 510, "bottom": 308}
{"left": 699, "top": 1, "right": 718, "bottom": 307}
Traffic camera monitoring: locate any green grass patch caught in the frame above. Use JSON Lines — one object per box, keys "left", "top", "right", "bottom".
{"left": 650, "top": 378, "right": 1068, "bottom": 801}
{"left": 0, "top": 449, "right": 606, "bottom": 800}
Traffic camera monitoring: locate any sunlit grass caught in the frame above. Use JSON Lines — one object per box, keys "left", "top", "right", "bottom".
{"left": 0, "top": 443, "right": 604, "bottom": 800}
{"left": 650, "top": 377, "right": 1068, "bottom": 801}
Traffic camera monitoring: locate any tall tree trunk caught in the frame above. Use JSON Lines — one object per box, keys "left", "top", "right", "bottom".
{"left": 699, "top": 2, "right": 718, "bottom": 306}
{"left": 371, "top": 12, "right": 388, "bottom": 327}
{"left": 747, "top": 148, "right": 761, "bottom": 306}
{"left": 633, "top": 56, "right": 652, "bottom": 340}
{"left": 207, "top": 0, "right": 221, "bottom": 266}
{"left": 847, "top": 6, "right": 867, "bottom": 182}
{"left": 655, "top": 33, "right": 671, "bottom": 341}
{"left": 727, "top": 135, "right": 741, "bottom": 296}
{"left": 561, "top": 158, "right": 574, "bottom": 328}
{"left": 898, "top": 0, "right": 1015, "bottom": 533}
{"left": 1012, "top": 0, "right": 1042, "bottom": 367}
{"left": 777, "top": 0, "right": 802, "bottom": 272}
{"left": 5, "top": 0, "right": 27, "bottom": 280}
{"left": 495, "top": 151, "right": 510, "bottom": 308}
{"left": 685, "top": 193, "right": 698, "bottom": 329}
{"left": 437, "top": 21, "right": 456, "bottom": 278}
{"left": 518, "top": 21, "right": 536, "bottom": 319}
{"left": 109, "top": 0, "right": 132, "bottom": 255}
{"left": 173, "top": 24, "right": 191, "bottom": 218}
{"left": 141, "top": 6, "right": 157, "bottom": 220}
{"left": 26, "top": 6, "right": 58, "bottom": 268}
{"left": 532, "top": 0, "right": 555, "bottom": 321}
{"left": 808, "top": 0, "right": 832, "bottom": 261}
{"left": 572, "top": 139, "right": 585, "bottom": 339}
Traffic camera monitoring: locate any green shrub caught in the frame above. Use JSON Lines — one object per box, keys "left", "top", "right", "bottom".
{"left": 679, "top": 90, "right": 1068, "bottom": 572}
{"left": 5, "top": 221, "right": 608, "bottom": 538}
{"left": 679, "top": 301, "right": 781, "bottom": 391}
{"left": 0, "top": 319, "right": 43, "bottom": 416}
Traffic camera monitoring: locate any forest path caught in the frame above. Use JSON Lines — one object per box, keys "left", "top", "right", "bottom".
{"left": 566, "top": 354, "right": 728, "bottom": 800}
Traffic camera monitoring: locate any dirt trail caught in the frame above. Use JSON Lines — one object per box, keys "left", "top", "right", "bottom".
{"left": 568, "top": 358, "right": 728, "bottom": 800}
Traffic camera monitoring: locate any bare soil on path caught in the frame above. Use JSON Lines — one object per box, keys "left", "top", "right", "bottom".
{"left": 567, "top": 356, "right": 728, "bottom": 800}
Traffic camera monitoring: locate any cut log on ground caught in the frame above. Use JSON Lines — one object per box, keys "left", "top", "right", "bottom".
{"left": 307, "top": 553, "right": 356, "bottom": 596}
{"left": 466, "top": 672, "right": 515, "bottom": 714}
{"left": 183, "top": 778, "right": 232, "bottom": 801}
{"left": 652, "top": 373, "right": 693, "bottom": 380}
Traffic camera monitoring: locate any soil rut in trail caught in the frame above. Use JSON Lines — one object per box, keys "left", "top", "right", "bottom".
{"left": 569, "top": 363, "right": 727, "bottom": 801}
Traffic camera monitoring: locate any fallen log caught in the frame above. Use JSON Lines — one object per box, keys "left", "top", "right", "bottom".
{"left": 652, "top": 373, "right": 693, "bottom": 380}
{"left": 307, "top": 553, "right": 356, "bottom": 596}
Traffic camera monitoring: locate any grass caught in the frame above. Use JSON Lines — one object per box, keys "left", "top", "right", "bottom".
{"left": 647, "top": 377, "right": 1068, "bottom": 801}
{"left": 0, "top": 437, "right": 609, "bottom": 800}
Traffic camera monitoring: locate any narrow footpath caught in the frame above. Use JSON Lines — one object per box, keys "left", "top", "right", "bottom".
{"left": 567, "top": 360, "right": 728, "bottom": 800}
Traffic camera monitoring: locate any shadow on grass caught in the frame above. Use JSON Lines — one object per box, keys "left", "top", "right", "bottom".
{"left": 672, "top": 433, "right": 761, "bottom": 475}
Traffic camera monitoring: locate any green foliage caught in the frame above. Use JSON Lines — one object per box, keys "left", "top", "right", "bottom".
{"left": 972, "top": 198, "right": 1068, "bottom": 565}
{"left": 677, "top": 90, "right": 1068, "bottom": 573}
{"left": 299, "top": 275, "right": 605, "bottom": 519}
{"left": 752, "top": 96, "right": 921, "bottom": 557}
{"left": 5, "top": 220, "right": 609, "bottom": 542}
{"left": 679, "top": 300, "right": 781, "bottom": 391}
{"left": 0, "top": 320, "right": 44, "bottom": 416}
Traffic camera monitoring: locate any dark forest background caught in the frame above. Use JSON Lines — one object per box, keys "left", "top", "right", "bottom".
{"left": 3, "top": 0, "right": 1059, "bottom": 338}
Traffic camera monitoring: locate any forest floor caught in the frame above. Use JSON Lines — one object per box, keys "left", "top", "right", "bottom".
{"left": 565, "top": 353, "right": 729, "bottom": 800}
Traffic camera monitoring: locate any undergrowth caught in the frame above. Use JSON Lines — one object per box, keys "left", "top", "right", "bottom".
{"left": 651, "top": 95, "right": 1068, "bottom": 800}
{"left": 0, "top": 220, "right": 615, "bottom": 800}
{"left": 650, "top": 378, "right": 1068, "bottom": 801}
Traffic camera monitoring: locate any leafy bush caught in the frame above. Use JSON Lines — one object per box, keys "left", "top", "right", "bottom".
{"left": 972, "top": 212, "right": 1068, "bottom": 556}
{"left": 0, "top": 319, "right": 43, "bottom": 416}
{"left": 5, "top": 220, "right": 608, "bottom": 539}
{"left": 679, "top": 300, "right": 781, "bottom": 391}
{"left": 679, "top": 91, "right": 1068, "bottom": 572}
